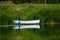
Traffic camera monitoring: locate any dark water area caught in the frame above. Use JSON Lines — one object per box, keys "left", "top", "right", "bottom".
{"left": 0, "top": 23, "right": 60, "bottom": 37}
{"left": 0, "top": 26, "right": 13, "bottom": 35}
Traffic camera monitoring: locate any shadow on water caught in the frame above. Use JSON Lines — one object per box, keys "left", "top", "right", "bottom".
{"left": 0, "top": 26, "right": 13, "bottom": 40}
{"left": 0, "top": 26, "right": 13, "bottom": 35}
{"left": 40, "top": 23, "right": 60, "bottom": 37}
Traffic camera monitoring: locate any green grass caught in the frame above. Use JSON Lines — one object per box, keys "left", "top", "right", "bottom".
{"left": 0, "top": 2, "right": 60, "bottom": 40}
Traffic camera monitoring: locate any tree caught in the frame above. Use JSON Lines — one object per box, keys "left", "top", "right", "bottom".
{"left": 44, "top": 0, "right": 47, "bottom": 4}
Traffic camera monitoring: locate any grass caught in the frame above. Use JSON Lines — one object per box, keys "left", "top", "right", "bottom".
{"left": 0, "top": 2, "right": 60, "bottom": 40}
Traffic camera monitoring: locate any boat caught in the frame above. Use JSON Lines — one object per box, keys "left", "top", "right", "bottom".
{"left": 13, "top": 20, "right": 40, "bottom": 24}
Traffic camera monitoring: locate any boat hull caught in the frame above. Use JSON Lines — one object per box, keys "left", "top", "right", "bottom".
{"left": 13, "top": 20, "right": 40, "bottom": 24}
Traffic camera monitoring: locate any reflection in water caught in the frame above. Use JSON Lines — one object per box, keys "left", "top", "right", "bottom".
{"left": 0, "top": 26, "right": 13, "bottom": 35}
{"left": 13, "top": 25, "right": 40, "bottom": 29}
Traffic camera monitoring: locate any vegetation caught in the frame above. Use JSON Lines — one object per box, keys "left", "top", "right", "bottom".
{"left": 0, "top": 0, "right": 60, "bottom": 4}
{"left": 0, "top": 2, "right": 60, "bottom": 40}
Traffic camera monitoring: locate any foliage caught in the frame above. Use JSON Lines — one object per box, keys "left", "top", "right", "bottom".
{"left": 11, "top": 0, "right": 60, "bottom": 4}
{"left": 0, "top": 3, "right": 60, "bottom": 40}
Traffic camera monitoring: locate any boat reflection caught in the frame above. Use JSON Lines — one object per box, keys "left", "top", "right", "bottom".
{"left": 13, "top": 25, "right": 40, "bottom": 29}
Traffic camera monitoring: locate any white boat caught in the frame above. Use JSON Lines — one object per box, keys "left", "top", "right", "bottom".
{"left": 13, "top": 25, "right": 40, "bottom": 29}
{"left": 13, "top": 20, "right": 40, "bottom": 24}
